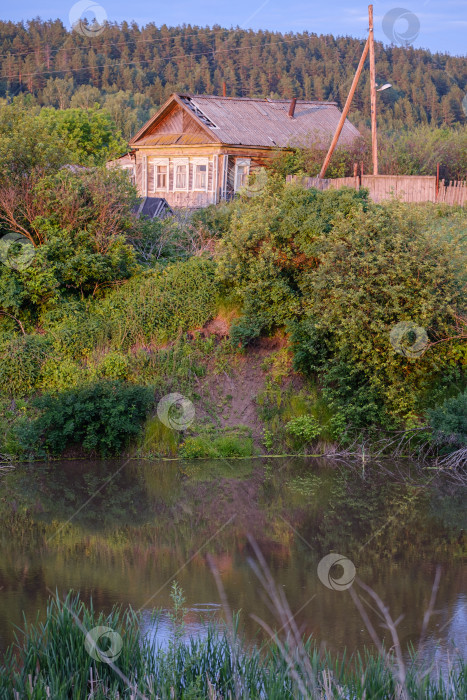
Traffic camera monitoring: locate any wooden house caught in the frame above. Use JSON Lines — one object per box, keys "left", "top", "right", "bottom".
{"left": 110, "top": 93, "right": 360, "bottom": 209}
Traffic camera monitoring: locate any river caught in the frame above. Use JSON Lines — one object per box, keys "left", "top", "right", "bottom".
{"left": 0, "top": 457, "right": 465, "bottom": 669}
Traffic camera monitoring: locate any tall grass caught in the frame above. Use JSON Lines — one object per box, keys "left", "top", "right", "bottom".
{"left": 0, "top": 592, "right": 465, "bottom": 699}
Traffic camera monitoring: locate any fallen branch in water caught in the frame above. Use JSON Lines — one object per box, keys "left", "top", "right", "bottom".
{"left": 437, "top": 447, "right": 467, "bottom": 483}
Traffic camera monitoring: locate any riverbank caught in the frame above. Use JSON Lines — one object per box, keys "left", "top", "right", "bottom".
{"left": 0, "top": 179, "right": 465, "bottom": 464}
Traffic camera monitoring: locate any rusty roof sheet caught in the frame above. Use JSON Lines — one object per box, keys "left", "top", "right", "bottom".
{"left": 137, "top": 133, "right": 204, "bottom": 146}
{"left": 131, "top": 94, "right": 360, "bottom": 149}
{"left": 192, "top": 96, "right": 360, "bottom": 147}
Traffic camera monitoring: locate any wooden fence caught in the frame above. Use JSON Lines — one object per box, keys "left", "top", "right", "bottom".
{"left": 437, "top": 179, "right": 467, "bottom": 206}
{"left": 286, "top": 174, "right": 467, "bottom": 206}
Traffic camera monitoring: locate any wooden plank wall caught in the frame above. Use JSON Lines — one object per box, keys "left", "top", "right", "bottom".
{"left": 286, "top": 174, "right": 466, "bottom": 206}
{"left": 361, "top": 175, "right": 436, "bottom": 203}
{"left": 437, "top": 179, "right": 467, "bottom": 206}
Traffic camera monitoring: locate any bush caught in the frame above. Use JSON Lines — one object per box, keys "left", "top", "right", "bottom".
{"left": 16, "top": 380, "right": 153, "bottom": 456}
{"left": 100, "top": 257, "right": 219, "bottom": 349}
{"left": 96, "top": 351, "right": 130, "bottom": 380}
{"left": 230, "top": 314, "right": 267, "bottom": 348}
{"left": 285, "top": 415, "right": 322, "bottom": 447}
{"left": 217, "top": 180, "right": 369, "bottom": 335}
{"left": 297, "top": 201, "right": 465, "bottom": 422}
{"left": 428, "top": 391, "right": 467, "bottom": 449}
{"left": 38, "top": 356, "right": 86, "bottom": 393}
{"left": 0, "top": 334, "right": 51, "bottom": 397}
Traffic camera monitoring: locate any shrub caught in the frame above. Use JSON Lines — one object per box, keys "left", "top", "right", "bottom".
{"left": 428, "top": 391, "right": 467, "bottom": 449}
{"left": 230, "top": 314, "right": 267, "bottom": 348}
{"left": 298, "top": 201, "right": 465, "bottom": 422}
{"left": 96, "top": 351, "right": 130, "bottom": 380}
{"left": 101, "top": 257, "right": 219, "bottom": 349}
{"left": 38, "top": 356, "right": 86, "bottom": 393}
{"left": 16, "top": 380, "right": 153, "bottom": 456}
{"left": 217, "top": 178, "right": 369, "bottom": 336}
{"left": 285, "top": 415, "right": 322, "bottom": 446}
{"left": 0, "top": 334, "right": 51, "bottom": 397}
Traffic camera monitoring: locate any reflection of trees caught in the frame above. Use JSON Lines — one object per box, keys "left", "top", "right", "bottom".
{"left": 0, "top": 458, "right": 465, "bottom": 656}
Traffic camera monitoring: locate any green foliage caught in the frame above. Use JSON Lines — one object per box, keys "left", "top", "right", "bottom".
{"left": 1, "top": 591, "right": 465, "bottom": 699}
{"left": 297, "top": 201, "right": 465, "bottom": 421}
{"left": 230, "top": 314, "right": 267, "bottom": 348}
{"left": 0, "top": 99, "right": 70, "bottom": 181}
{"left": 428, "top": 391, "right": 467, "bottom": 449}
{"left": 190, "top": 201, "right": 234, "bottom": 237}
{"left": 0, "top": 334, "right": 51, "bottom": 397}
{"left": 38, "top": 107, "right": 127, "bottom": 166}
{"left": 218, "top": 179, "right": 369, "bottom": 335}
{"left": 96, "top": 351, "right": 130, "bottom": 380}
{"left": 222, "top": 186, "right": 465, "bottom": 428}
{"left": 285, "top": 415, "right": 322, "bottom": 444}
{"left": 180, "top": 432, "right": 254, "bottom": 459}
{"left": 138, "top": 415, "right": 179, "bottom": 457}
{"left": 16, "top": 381, "right": 153, "bottom": 456}
{"left": 0, "top": 168, "right": 138, "bottom": 322}
{"left": 38, "top": 356, "right": 86, "bottom": 393}
{"left": 271, "top": 125, "right": 467, "bottom": 181}
{"left": 100, "top": 257, "right": 218, "bottom": 348}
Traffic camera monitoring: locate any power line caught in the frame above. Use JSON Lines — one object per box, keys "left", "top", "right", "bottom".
{"left": 0, "top": 35, "right": 367, "bottom": 83}
{"left": 0, "top": 25, "right": 322, "bottom": 63}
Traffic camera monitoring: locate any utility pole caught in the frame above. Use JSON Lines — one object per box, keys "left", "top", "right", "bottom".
{"left": 319, "top": 3, "right": 380, "bottom": 178}
{"left": 319, "top": 38, "right": 369, "bottom": 179}
{"left": 368, "top": 4, "right": 378, "bottom": 174}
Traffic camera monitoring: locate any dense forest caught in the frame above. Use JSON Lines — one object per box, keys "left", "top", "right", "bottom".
{"left": 0, "top": 19, "right": 466, "bottom": 139}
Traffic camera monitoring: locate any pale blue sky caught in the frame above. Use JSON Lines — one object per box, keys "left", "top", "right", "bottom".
{"left": 2, "top": 0, "right": 466, "bottom": 55}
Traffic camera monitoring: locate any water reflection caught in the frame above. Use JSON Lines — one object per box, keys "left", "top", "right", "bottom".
{"left": 0, "top": 457, "right": 465, "bottom": 665}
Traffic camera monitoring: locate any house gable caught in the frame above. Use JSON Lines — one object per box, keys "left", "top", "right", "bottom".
{"left": 130, "top": 96, "right": 220, "bottom": 147}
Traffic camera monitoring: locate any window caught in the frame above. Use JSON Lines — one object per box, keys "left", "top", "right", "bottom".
{"left": 155, "top": 164, "right": 167, "bottom": 190}
{"left": 174, "top": 161, "right": 188, "bottom": 190}
{"left": 194, "top": 162, "right": 208, "bottom": 191}
{"left": 122, "top": 166, "right": 135, "bottom": 185}
{"left": 152, "top": 159, "right": 169, "bottom": 192}
{"left": 235, "top": 159, "right": 250, "bottom": 191}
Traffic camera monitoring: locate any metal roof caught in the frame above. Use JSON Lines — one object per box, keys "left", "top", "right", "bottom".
{"left": 131, "top": 93, "right": 360, "bottom": 149}
{"left": 136, "top": 133, "right": 205, "bottom": 146}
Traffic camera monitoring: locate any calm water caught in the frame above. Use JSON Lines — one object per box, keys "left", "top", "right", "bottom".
{"left": 0, "top": 457, "right": 465, "bottom": 667}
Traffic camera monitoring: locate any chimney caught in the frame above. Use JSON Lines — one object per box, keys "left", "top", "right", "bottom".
{"left": 288, "top": 97, "right": 297, "bottom": 118}
{"left": 222, "top": 81, "right": 226, "bottom": 97}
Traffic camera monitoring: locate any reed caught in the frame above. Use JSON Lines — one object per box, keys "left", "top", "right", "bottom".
{"left": 0, "top": 592, "right": 465, "bottom": 699}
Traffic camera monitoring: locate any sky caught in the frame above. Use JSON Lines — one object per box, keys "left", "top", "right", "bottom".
{"left": 2, "top": 0, "right": 466, "bottom": 55}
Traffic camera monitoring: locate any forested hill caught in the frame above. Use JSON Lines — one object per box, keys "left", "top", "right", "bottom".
{"left": 0, "top": 20, "right": 465, "bottom": 136}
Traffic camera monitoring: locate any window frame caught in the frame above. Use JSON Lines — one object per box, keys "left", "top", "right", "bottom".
{"left": 192, "top": 158, "right": 209, "bottom": 192}
{"left": 151, "top": 158, "right": 169, "bottom": 193}
{"left": 234, "top": 158, "right": 251, "bottom": 191}
{"left": 173, "top": 158, "right": 189, "bottom": 192}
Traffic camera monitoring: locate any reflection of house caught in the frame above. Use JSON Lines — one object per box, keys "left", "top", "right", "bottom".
{"left": 110, "top": 93, "right": 360, "bottom": 209}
